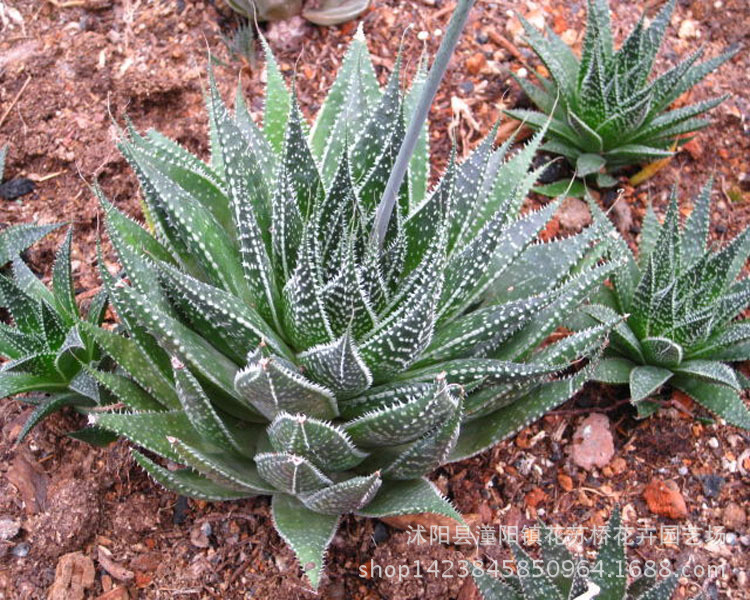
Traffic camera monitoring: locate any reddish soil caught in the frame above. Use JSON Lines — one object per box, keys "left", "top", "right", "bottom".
{"left": 0, "top": 1, "right": 748, "bottom": 599}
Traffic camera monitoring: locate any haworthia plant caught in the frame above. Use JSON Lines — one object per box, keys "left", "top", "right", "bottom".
{"left": 85, "top": 18, "right": 616, "bottom": 589}
{"left": 0, "top": 228, "right": 109, "bottom": 441}
{"left": 579, "top": 182, "right": 750, "bottom": 428}
{"left": 474, "top": 507, "right": 684, "bottom": 600}
{"left": 507, "top": 0, "right": 736, "bottom": 192}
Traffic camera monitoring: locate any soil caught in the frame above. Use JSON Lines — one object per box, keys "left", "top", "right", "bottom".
{"left": 1, "top": 0, "right": 749, "bottom": 599}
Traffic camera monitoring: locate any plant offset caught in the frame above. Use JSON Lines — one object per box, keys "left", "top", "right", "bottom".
{"left": 0, "top": 227, "right": 109, "bottom": 441}
{"left": 507, "top": 0, "right": 736, "bottom": 190}
{"left": 585, "top": 183, "right": 750, "bottom": 428}
{"left": 85, "top": 25, "right": 617, "bottom": 587}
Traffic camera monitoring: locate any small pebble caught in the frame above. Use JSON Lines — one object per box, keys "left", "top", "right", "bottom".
{"left": 459, "top": 81, "right": 474, "bottom": 95}
{"left": 200, "top": 522, "right": 212, "bottom": 537}
{"left": 173, "top": 495, "right": 189, "bottom": 525}
{"left": 372, "top": 522, "right": 389, "bottom": 544}
{"left": 708, "top": 437, "right": 719, "bottom": 449}
{"left": 12, "top": 543, "right": 29, "bottom": 558}
{"left": 726, "top": 532, "right": 737, "bottom": 545}
{"left": 678, "top": 466, "right": 688, "bottom": 476}
{"left": 476, "top": 31, "right": 489, "bottom": 44}
{"left": 700, "top": 474, "right": 724, "bottom": 498}
{"left": 0, "top": 518, "right": 20, "bottom": 541}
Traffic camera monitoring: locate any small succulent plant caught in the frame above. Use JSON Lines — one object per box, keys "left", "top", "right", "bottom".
{"left": 80, "top": 20, "right": 617, "bottom": 588}
{"left": 581, "top": 182, "right": 750, "bottom": 428}
{"left": 226, "top": 0, "right": 369, "bottom": 26}
{"left": 474, "top": 507, "right": 683, "bottom": 600}
{"left": 0, "top": 229, "right": 109, "bottom": 441}
{"left": 507, "top": 0, "right": 736, "bottom": 191}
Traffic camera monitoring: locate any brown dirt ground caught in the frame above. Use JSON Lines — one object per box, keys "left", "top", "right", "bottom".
{"left": 0, "top": 0, "right": 749, "bottom": 598}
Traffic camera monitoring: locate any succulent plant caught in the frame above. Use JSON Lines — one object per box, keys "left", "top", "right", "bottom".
{"left": 0, "top": 228, "right": 109, "bottom": 441}
{"left": 474, "top": 507, "right": 683, "bottom": 600}
{"left": 84, "top": 20, "right": 616, "bottom": 588}
{"left": 580, "top": 182, "right": 750, "bottom": 428}
{"left": 226, "top": 0, "right": 370, "bottom": 26}
{"left": 506, "top": 0, "right": 736, "bottom": 192}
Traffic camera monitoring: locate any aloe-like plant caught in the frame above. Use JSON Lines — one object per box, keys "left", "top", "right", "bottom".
{"left": 0, "top": 229, "right": 109, "bottom": 441}
{"left": 226, "top": 0, "right": 369, "bottom": 26}
{"left": 82, "top": 16, "right": 618, "bottom": 588}
{"left": 507, "top": 0, "right": 736, "bottom": 192}
{"left": 580, "top": 182, "right": 750, "bottom": 428}
{"left": 474, "top": 507, "right": 683, "bottom": 600}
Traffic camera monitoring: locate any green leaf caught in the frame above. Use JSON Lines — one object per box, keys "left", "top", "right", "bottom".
{"left": 255, "top": 452, "right": 332, "bottom": 493}
{"left": 132, "top": 130, "right": 232, "bottom": 234}
{"left": 641, "top": 337, "right": 683, "bottom": 368}
{"left": 301, "top": 473, "right": 381, "bottom": 514}
{"left": 235, "top": 346, "right": 338, "bottom": 420}
{"left": 510, "top": 540, "right": 564, "bottom": 600}
{"left": 576, "top": 153, "right": 606, "bottom": 177}
{"left": 381, "top": 400, "right": 462, "bottom": 479}
{"left": 17, "top": 393, "right": 89, "bottom": 442}
{"left": 0, "top": 223, "right": 62, "bottom": 267}
{"left": 154, "top": 260, "right": 290, "bottom": 361}
{"left": 174, "top": 363, "right": 246, "bottom": 454}
{"left": 78, "top": 322, "right": 179, "bottom": 409}
{"left": 271, "top": 494, "right": 340, "bottom": 591}
{"left": 451, "top": 368, "right": 591, "bottom": 461}
{"left": 259, "top": 35, "right": 291, "bottom": 154}
{"left": 83, "top": 366, "right": 165, "bottom": 411}
{"left": 11, "top": 257, "right": 54, "bottom": 307}
{"left": 593, "top": 357, "right": 634, "bottom": 384}
{"left": 170, "top": 438, "right": 272, "bottom": 494}
{"left": 234, "top": 83, "right": 276, "bottom": 187}
{"left": 133, "top": 450, "right": 252, "bottom": 501}
{"left": 629, "top": 365, "right": 672, "bottom": 403}
{"left": 0, "top": 372, "right": 67, "bottom": 397}
{"left": 473, "top": 569, "right": 523, "bottom": 600}
{"left": 91, "top": 410, "right": 199, "bottom": 463}
{"left": 297, "top": 334, "right": 373, "bottom": 395}
{"left": 0, "top": 275, "right": 42, "bottom": 336}
{"left": 533, "top": 179, "right": 587, "bottom": 198}
{"left": 405, "top": 51, "right": 430, "bottom": 209}
{"left": 67, "top": 427, "right": 119, "bottom": 447}
{"left": 357, "top": 477, "right": 463, "bottom": 523}
{"left": 671, "top": 374, "right": 750, "bottom": 430}
{"left": 111, "top": 285, "right": 242, "bottom": 403}
{"left": 591, "top": 506, "right": 627, "bottom": 600}
{"left": 519, "top": 14, "right": 574, "bottom": 97}
{"left": 268, "top": 412, "right": 367, "bottom": 471}
{"left": 345, "top": 378, "right": 460, "bottom": 447}
{"left": 673, "top": 360, "right": 739, "bottom": 390}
